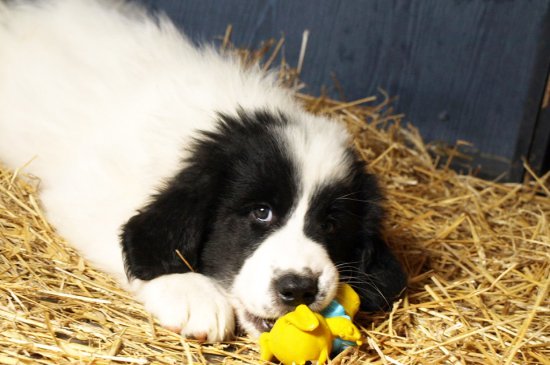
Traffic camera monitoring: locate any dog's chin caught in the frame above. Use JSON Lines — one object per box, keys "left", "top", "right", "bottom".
{"left": 241, "top": 310, "right": 277, "bottom": 336}
{"left": 233, "top": 307, "right": 276, "bottom": 338}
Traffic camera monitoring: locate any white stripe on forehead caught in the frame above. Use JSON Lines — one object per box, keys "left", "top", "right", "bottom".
{"left": 230, "top": 114, "right": 346, "bottom": 324}
{"left": 281, "top": 114, "right": 352, "bottom": 200}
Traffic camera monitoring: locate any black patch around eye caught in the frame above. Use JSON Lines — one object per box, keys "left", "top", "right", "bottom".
{"left": 197, "top": 109, "right": 299, "bottom": 283}
{"left": 304, "top": 158, "right": 383, "bottom": 263}
{"left": 306, "top": 186, "right": 356, "bottom": 243}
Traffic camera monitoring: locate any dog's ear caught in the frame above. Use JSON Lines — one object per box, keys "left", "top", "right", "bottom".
{"left": 121, "top": 163, "right": 220, "bottom": 281}
{"left": 356, "top": 234, "right": 407, "bottom": 311}
{"left": 348, "top": 167, "right": 407, "bottom": 311}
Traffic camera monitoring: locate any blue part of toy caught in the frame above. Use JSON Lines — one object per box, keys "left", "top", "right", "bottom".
{"left": 321, "top": 300, "right": 357, "bottom": 356}
{"left": 321, "top": 300, "right": 349, "bottom": 319}
{"left": 332, "top": 338, "right": 357, "bottom": 354}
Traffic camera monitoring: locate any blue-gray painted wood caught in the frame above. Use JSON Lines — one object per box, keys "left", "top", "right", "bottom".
{"left": 137, "top": 0, "right": 550, "bottom": 181}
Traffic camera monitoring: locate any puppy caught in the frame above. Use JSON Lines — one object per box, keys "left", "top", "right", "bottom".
{"left": 0, "top": 0, "right": 406, "bottom": 341}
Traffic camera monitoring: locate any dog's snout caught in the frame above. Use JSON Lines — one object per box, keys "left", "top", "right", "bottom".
{"left": 274, "top": 273, "right": 318, "bottom": 307}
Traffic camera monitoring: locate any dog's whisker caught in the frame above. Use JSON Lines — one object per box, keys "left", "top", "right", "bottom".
{"left": 335, "top": 260, "right": 363, "bottom": 268}
{"left": 335, "top": 197, "right": 383, "bottom": 204}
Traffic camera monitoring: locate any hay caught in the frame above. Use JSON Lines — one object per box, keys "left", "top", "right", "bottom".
{"left": 1, "top": 43, "right": 550, "bottom": 365}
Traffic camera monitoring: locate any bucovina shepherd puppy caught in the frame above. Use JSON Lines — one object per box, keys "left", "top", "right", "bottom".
{"left": 0, "top": 0, "right": 407, "bottom": 341}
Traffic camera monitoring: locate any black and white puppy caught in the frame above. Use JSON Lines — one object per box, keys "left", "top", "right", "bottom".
{"left": 0, "top": 0, "right": 406, "bottom": 341}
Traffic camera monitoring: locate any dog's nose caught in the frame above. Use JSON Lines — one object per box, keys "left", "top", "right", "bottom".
{"left": 274, "top": 273, "right": 318, "bottom": 306}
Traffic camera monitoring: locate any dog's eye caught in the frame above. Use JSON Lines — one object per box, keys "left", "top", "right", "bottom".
{"left": 252, "top": 205, "right": 273, "bottom": 223}
{"left": 321, "top": 219, "right": 337, "bottom": 234}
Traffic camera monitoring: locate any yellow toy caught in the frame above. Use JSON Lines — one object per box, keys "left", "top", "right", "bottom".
{"left": 259, "top": 283, "right": 362, "bottom": 365}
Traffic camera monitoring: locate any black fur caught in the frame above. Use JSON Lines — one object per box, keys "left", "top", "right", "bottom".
{"left": 121, "top": 109, "right": 297, "bottom": 281}
{"left": 305, "top": 158, "right": 406, "bottom": 311}
{"left": 122, "top": 108, "right": 406, "bottom": 310}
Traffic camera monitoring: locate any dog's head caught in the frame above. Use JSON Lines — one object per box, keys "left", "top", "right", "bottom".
{"left": 122, "top": 109, "right": 406, "bottom": 337}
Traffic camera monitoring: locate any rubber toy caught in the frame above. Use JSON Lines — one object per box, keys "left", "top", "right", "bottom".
{"left": 259, "top": 283, "right": 362, "bottom": 365}
{"left": 320, "top": 282, "right": 362, "bottom": 354}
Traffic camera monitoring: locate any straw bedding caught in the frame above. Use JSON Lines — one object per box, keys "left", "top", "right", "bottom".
{"left": 1, "top": 46, "right": 549, "bottom": 365}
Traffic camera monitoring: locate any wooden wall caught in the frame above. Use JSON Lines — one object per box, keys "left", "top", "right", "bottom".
{"left": 139, "top": 0, "right": 550, "bottom": 181}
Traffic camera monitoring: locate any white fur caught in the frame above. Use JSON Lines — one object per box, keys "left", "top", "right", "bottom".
{"left": 0, "top": 0, "right": 298, "bottom": 279}
{"left": 0, "top": 0, "right": 353, "bottom": 340}
{"left": 131, "top": 273, "right": 235, "bottom": 341}
{"left": 281, "top": 114, "right": 353, "bottom": 197}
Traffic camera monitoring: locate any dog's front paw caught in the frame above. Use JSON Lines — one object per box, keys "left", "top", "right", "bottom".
{"left": 132, "top": 273, "right": 235, "bottom": 342}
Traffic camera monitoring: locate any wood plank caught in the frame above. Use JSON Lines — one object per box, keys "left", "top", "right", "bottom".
{"left": 139, "top": 0, "right": 550, "bottom": 180}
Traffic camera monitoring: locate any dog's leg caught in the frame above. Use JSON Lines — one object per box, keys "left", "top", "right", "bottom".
{"left": 130, "top": 272, "right": 235, "bottom": 341}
